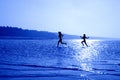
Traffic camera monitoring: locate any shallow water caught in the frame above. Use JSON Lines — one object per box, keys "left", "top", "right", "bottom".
{"left": 0, "top": 39, "right": 120, "bottom": 80}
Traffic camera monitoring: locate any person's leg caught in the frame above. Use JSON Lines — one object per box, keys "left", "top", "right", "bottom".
{"left": 61, "top": 42, "right": 67, "bottom": 45}
{"left": 59, "top": 39, "right": 66, "bottom": 45}
{"left": 81, "top": 41, "right": 84, "bottom": 46}
{"left": 84, "top": 41, "right": 88, "bottom": 47}
{"left": 57, "top": 40, "right": 60, "bottom": 46}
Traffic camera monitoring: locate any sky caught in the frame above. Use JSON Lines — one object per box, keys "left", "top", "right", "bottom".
{"left": 0, "top": 0, "right": 120, "bottom": 38}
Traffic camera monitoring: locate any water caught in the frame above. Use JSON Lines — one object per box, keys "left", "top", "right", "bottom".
{"left": 0, "top": 39, "right": 120, "bottom": 80}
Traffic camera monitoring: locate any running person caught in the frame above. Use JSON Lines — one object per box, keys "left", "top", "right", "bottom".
{"left": 57, "top": 32, "right": 67, "bottom": 46}
{"left": 80, "top": 34, "right": 89, "bottom": 47}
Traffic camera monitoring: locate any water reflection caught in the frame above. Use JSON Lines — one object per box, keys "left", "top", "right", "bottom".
{"left": 72, "top": 40, "right": 99, "bottom": 61}
{"left": 70, "top": 40, "right": 101, "bottom": 71}
{"left": 80, "top": 63, "right": 92, "bottom": 71}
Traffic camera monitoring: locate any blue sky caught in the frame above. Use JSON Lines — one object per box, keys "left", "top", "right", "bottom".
{"left": 0, "top": 0, "right": 120, "bottom": 38}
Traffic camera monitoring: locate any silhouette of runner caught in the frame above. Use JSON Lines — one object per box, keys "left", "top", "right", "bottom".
{"left": 80, "top": 34, "right": 89, "bottom": 47}
{"left": 57, "top": 32, "right": 67, "bottom": 46}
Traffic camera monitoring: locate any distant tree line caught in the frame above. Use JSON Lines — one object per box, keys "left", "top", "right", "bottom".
{"left": 0, "top": 26, "right": 57, "bottom": 39}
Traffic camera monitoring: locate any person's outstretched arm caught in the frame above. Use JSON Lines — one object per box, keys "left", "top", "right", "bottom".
{"left": 80, "top": 36, "right": 83, "bottom": 39}
{"left": 87, "top": 37, "right": 89, "bottom": 39}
